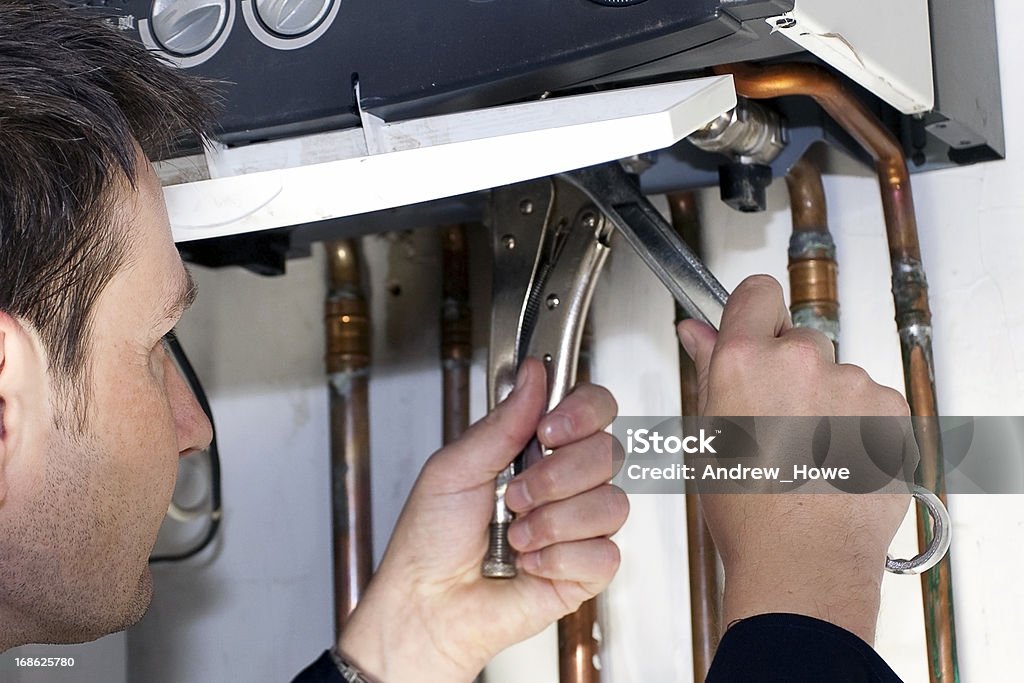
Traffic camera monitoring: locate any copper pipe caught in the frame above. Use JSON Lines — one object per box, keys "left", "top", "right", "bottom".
{"left": 558, "top": 319, "right": 602, "bottom": 683}
{"left": 785, "top": 154, "right": 840, "bottom": 354}
{"left": 716, "top": 63, "right": 922, "bottom": 262}
{"left": 718, "top": 62, "right": 959, "bottom": 682}
{"left": 441, "top": 225, "right": 473, "bottom": 445}
{"left": 325, "top": 239, "right": 373, "bottom": 634}
{"left": 786, "top": 154, "right": 829, "bottom": 232}
{"left": 559, "top": 597, "right": 600, "bottom": 683}
{"left": 668, "top": 191, "right": 721, "bottom": 681}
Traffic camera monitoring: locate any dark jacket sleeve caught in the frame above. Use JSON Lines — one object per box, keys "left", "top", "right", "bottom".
{"left": 706, "top": 613, "right": 904, "bottom": 682}
{"left": 291, "top": 651, "right": 345, "bottom": 683}
{"left": 293, "top": 613, "right": 901, "bottom": 682}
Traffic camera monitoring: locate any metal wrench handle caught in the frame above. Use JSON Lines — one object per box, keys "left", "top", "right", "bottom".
{"left": 564, "top": 163, "right": 728, "bottom": 330}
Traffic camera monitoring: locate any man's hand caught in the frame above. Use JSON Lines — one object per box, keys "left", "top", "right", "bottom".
{"left": 677, "top": 275, "right": 912, "bottom": 644}
{"left": 338, "top": 358, "right": 627, "bottom": 682}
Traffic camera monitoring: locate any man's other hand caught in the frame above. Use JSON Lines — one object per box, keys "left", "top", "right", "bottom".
{"left": 678, "top": 275, "right": 912, "bottom": 645}
{"left": 338, "top": 358, "right": 626, "bottom": 682}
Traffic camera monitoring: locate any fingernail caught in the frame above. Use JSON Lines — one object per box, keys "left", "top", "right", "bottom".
{"left": 541, "top": 414, "right": 573, "bottom": 445}
{"left": 678, "top": 326, "right": 697, "bottom": 360}
{"left": 507, "top": 479, "right": 533, "bottom": 510}
{"left": 508, "top": 520, "right": 531, "bottom": 549}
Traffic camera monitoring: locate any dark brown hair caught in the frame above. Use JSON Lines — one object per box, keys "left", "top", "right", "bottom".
{"left": 0, "top": 1, "right": 213, "bottom": 415}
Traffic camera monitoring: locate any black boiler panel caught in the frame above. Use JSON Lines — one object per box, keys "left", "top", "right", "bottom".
{"left": 70, "top": 0, "right": 794, "bottom": 143}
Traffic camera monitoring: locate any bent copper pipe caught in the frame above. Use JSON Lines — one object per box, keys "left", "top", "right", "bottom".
{"left": 668, "top": 191, "right": 721, "bottom": 681}
{"left": 785, "top": 154, "right": 840, "bottom": 355}
{"left": 441, "top": 225, "right": 473, "bottom": 444}
{"left": 326, "top": 239, "right": 373, "bottom": 633}
{"left": 558, "top": 319, "right": 602, "bottom": 683}
{"left": 718, "top": 62, "right": 959, "bottom": 682}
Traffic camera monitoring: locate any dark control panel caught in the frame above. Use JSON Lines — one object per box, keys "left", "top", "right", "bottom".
{"left": 69, "top": 0, "right": 796, "bottom": 143}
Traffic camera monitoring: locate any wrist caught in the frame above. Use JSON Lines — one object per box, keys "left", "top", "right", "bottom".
{"left": 337, "top": 581, "right": 483, "bottom": 683}
{"left": 722, "top": 554, "right": 884, "bottom": 644}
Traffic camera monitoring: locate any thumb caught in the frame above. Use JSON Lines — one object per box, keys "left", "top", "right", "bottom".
{"left": 430, "top": 358, "right": 547, "bottom": 485}
{"left": 677, "top": 319, "right": 717, "bottom": 415}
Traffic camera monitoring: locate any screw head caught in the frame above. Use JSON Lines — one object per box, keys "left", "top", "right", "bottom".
{"left": 502, "top": 235, "right": 516, "bottom": 250}
{"left": 519, "top": 199, "right": 534, "bottom": 215}
{"left": 546, "top": 293, "right": 560, "bottom": 310}
{"left": 581, "top": 212, "right": 598, "bottom": 229}
{"left": 775, "top": 17, "right": 797, "bottom": 29}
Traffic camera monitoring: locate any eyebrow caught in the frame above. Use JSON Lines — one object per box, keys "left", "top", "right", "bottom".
{"left": 162, "top": 267, "right": 198, "bottom": 324}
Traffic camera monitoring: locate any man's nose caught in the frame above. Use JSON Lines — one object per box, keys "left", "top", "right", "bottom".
{"left": 166, "top": 357, "right": 214, "bottom": 456}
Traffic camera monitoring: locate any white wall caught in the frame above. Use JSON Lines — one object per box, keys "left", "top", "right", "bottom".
{"left": 116, "top": 0, "right": 1024, "bottom": 680}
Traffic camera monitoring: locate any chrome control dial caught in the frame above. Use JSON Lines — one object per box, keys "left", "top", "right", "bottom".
{"left": 151, "top": 0, "right": 230, "bottom": 56}
{"left": 255, "top": 0, "right": 333, "bottom": 37}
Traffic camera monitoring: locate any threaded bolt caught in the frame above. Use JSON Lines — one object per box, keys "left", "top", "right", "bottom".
{"left": 482, "top": 522, "right": 517, "bottom": 578}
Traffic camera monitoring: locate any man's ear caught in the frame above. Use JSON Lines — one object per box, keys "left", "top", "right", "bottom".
{"left": 0, "top": 314, "right": 51, "bottom": 506}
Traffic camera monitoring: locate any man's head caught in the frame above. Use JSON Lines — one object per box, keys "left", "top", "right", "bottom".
{"left": 0, "top": 1, "right": 214, "bottom": 648}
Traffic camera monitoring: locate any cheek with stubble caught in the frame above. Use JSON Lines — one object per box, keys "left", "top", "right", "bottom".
{"left": 94, "top": 410, "right": 180, "bottom": 630}
{"left": 0, "top": 412, "right": 178, "bottom": 645}
{"left": 56, "top": 390, "right": 180, "bottom": 635}
{"left": 107, "top": 392, "right": 182, "bottom": 573}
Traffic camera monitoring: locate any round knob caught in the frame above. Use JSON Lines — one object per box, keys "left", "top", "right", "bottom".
{"left": 150, "top": 0, "right": 229, "bottom": 56}
{"left": 255, "top": 0, "right": 333, "bottom": 37}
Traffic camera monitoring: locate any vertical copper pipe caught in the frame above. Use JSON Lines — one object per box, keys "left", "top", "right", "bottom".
{"left": 718, "top": 62, "right": 959, "bottom": 683}
{"left": 785, "top": 155, "right": 840, "bottom": 355}
{"left": 668, "top": 191, "right": 721, "bottom": 681}
{"left": 442, "top": 225, "right": 473, "bottom": 445}
{"left": 558, "top": 597, "right": 600, "bottom": 683}
{"left": 325, "top": 239, "right": 373, "bottom": 635}
{"left": 558, "top": 319, "right": 602, "bottom": 683}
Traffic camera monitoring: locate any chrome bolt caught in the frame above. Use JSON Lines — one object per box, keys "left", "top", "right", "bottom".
{"left": 482, "top": 522, "right": 517, "bottom": 578}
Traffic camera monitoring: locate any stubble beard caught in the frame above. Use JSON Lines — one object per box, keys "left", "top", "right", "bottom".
{"left": 0, "top": 425, "right": 158, "bottom": 647}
